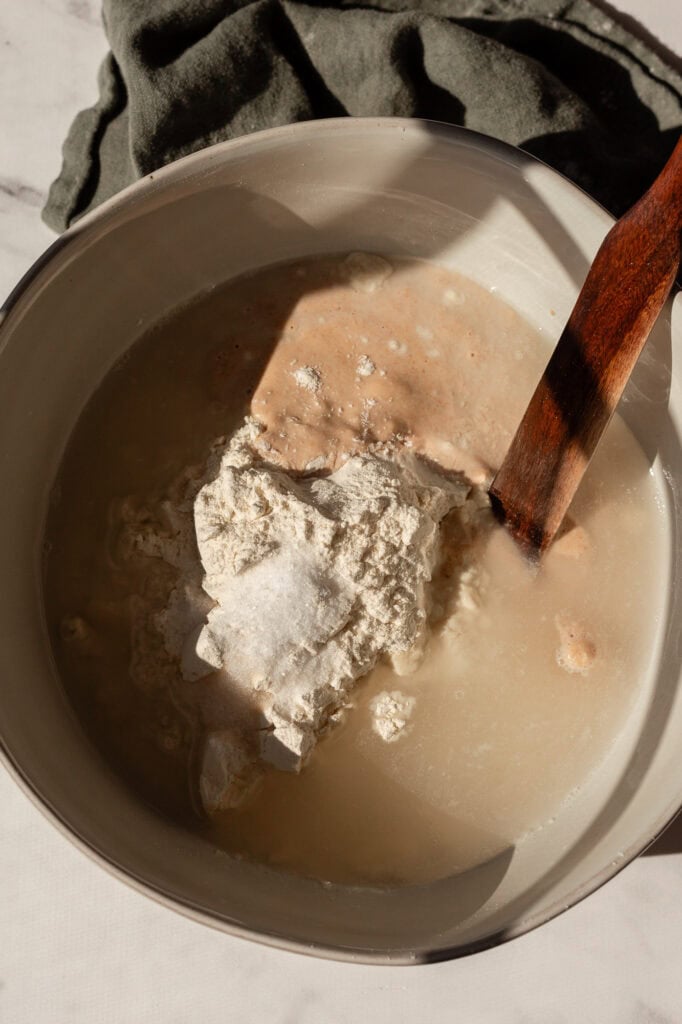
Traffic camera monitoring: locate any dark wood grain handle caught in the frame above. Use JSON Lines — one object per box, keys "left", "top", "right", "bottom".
{"left": 490, "top": 136, "right": 682, "bottom": 553}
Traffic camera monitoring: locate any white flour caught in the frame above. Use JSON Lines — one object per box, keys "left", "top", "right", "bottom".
{"left": 291, "top": 365, "right": 322, "bottom": 392}
{"left": 125, "top": 418, "right": 478, "bottom": 813}
{"left": 370, "top": 690, "right": 416, "bottom": 742}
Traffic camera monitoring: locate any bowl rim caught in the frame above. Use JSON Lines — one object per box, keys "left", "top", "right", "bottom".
{"left": 1, "top": 115, "right": 680, "bottom": 966}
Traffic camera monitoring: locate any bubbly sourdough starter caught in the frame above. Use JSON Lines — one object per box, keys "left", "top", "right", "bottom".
{"left": 45, "top": 255, "right": 667, "bottom": 886}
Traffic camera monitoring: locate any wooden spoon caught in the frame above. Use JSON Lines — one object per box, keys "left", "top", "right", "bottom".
{"left": 489, "top": 136, "right": 682, "bottom": 555}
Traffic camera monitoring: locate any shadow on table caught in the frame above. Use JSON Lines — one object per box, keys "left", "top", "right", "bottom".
{"left": 590, "top": 0, "right": 682, "bottom": 77}
{"left": 643, "top": 811, "right": 682, "bottom": 855}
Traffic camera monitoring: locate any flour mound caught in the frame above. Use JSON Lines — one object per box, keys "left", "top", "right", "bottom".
{"left": 192, "top": 421, "right": 468, "bottom": 772}
{"left": 125, "top": 419, "right": 477, "bottom": 813}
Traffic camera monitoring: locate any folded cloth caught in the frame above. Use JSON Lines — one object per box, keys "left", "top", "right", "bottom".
{"left": 43, "top": 0, "right": 681, "bottom": 231}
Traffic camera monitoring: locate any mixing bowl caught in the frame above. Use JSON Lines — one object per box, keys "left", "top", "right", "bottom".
{"left": 0, "top": 119, "right": 680, "bottom": 964}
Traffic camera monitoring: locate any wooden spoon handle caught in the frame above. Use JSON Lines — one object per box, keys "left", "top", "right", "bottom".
{"left": 490, "top": 136, "right": 682, "bottom": 554}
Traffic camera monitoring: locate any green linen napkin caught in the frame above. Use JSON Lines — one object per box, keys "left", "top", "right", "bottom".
{"left": 43, "top": 0, "right": 681, "bottom": 231}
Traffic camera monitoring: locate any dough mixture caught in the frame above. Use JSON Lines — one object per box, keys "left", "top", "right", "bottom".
{"left": 45, "top": 254, "right": 667, "bottom": 885}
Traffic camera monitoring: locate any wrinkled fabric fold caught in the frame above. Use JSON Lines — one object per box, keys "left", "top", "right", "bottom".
{"left": 43, "top": 0, "right": 681, "bottom": 231}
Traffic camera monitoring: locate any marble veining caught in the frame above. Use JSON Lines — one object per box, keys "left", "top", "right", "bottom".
{"left": 0, "top": 177, "right": 43, "bottom": 206}
{"left": 0, "top": 1, "right": 681, "bottom": 1022}
{"left": 65, "top": 0, "right": 101, "bottom": 24}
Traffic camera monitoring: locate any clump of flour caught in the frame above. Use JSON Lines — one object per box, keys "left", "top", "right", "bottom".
{"left": 370, "top": 691, "right": 416, "bottom": 742}
{"left": 356, "top": 355, "right": 376, "bottom": 378}
{"left": 122, "top": 419, "right": 483, "bottom": 813}
{"left": 291, "top": 365, "right": 321, "bottom": 393}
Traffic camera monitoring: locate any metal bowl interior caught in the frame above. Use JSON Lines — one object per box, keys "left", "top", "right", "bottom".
{"left": 0, "top": 118, "right": 680, "bottom": 964}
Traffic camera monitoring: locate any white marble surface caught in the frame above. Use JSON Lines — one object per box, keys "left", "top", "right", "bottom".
{"left": 1, "top": 2, "right": 681, "bottom": 1021}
